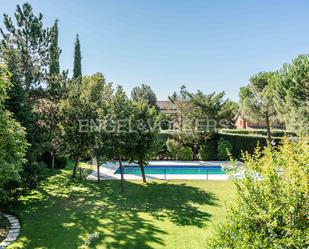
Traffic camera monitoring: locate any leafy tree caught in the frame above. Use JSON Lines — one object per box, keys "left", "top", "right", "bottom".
{"left": 273, "top": 54, "right": 309, "bottom": 134}
{"left": 169, "top": 85, "right": 191, "bottom": 130}
{"left": 82, "top": 73, "right": 113, "bottom": 181}
{"left": 210, "top": 137, "right": 309, "bottom": 248}
{"left": 105, "top": 86, "right": 132, "bottom": 192}
{"left": 131, "top": 84, "right": 157, "bottom": 107}
{"left": 240, "top": 72, "right": 277, "bottom": 143}
{"left": 34, "top": 98, "right": 62, "bottom": 169}
{"left": 73, "top": 34, "right": 82, "bottom": 79}
{"left": 60, "top": 77, "right": 94, "bottom": 178}
{"left": 0, "top": 65, "right": 28, "bottom": 204}
{"left": 219, "top": 100, "right": 239, "bottom": 128}
{"left": 0, "top": 3, "right": 51, "bottom": 161}
{"left": 128, "top": 101, "right": 160, "bottom": 183}
{"left": 179, "top": 90, "right": 233, "bottom": 159}
{"left": 34, "top": 19, "right": 68, "bottom": 169}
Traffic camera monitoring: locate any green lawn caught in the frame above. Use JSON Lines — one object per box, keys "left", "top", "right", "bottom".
{"left": 7, "top": 168, "right": 235, "bottom": 249}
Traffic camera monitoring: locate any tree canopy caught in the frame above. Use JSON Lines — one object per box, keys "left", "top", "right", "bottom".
{"left": 239, "top": 72, "right": 277, "bottom": 142}
{"left": 131, "top": 84, "right": 157, "bottom": 107}
{"left": 273, "top": 54, "right": 309, "bottom": 134}
{"left": 0, "top": 65, "right": 28, "bottom": 204}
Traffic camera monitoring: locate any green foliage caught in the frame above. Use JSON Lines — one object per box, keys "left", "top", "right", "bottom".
{"left": 219, "top": 132, "right": 271, "bottom": 159}
{"left": 217, "top": 138, "right": 233, "bottom": 160}
{"left": 273, "top": 54, "right": 309, "bottom": 134}
{"left": 60, "top": 76, "right": 96, "bottom": 177}
{"left": 221, "top": 128, "right": 296, "bottom": 137}
{"left": 177, "top": 146, "right": 193, "bottom": 160}
{"left": 240, "top": 72, "right": 277, "bottom": 142}
{"left": 0, "top": 3, "right": 51, "bottom": 161}
{"left": 128, "top": 101, "right": 160, "bottom": 163}
{"left": 199, "top": 139, "right": 217, "bottom": 160}
{"left": 49, "top": 19, "right": 61, "bottom": 76}
{"left": 168, "top": 85, "right": 191, "bottom": 130}
{"left": 73, "top": 34, "right": 82, "bottom": 79}
{"left": 127, "top": 100, "right": 161, "bottom": 182}
{"left": 210, "top": 137, "right": 309, "bottom": 248}
{"left": 0, "top": 65, "right": 28, "bottom": 204}
{"left": 131, "top": 84, "right": 157, "bottom": 107}
{"left": 219, "top": 100, "right": 239, "bottom": 128}
{"left": 104, "top": 85, "right": 131, "bottom": 160}
{"left": 166, "top": 138, "right": 179, "bottom": 159}
{"left": 20, "top": 162, "right": 46, "bottom": 189}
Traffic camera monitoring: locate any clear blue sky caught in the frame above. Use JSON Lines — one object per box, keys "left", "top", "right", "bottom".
{"left": 1, "top": 0, "right": 309, "bottom": 100}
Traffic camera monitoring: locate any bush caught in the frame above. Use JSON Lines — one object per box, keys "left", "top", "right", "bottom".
{"left": 209, "top": 137, "right": 309, "bottom": 248}
{"left": 177, "top": 146, "right": 192, "bottom": 160}
{"left": 199, "top": 139, "right": 217, "bottom": 160}
{"left": 166, "top": 139, "right": 178, "bottom": 159}
{"left": 21, "top": 162, "right": 47, "bottom": 189}
{"left": 217, "top": 138, "right": 233, "bottom": 160}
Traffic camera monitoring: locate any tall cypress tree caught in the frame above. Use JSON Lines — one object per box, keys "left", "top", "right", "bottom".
{"left": 73, "top": 34, "right": 82, "bottom": 79}
{"left": 49, "top": 19, "right": 61, "bottom": 76}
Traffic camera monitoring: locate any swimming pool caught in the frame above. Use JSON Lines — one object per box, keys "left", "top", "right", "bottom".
{"left": 114, "top": 165, "right": 225, "bottom": 175}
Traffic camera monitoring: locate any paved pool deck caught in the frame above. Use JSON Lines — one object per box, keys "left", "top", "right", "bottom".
{"left": 86, "top": 160, "right": 244, "bottom": 181}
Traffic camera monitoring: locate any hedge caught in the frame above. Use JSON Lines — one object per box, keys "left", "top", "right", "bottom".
{"left": 220, "top": 129, "right": 296, "bottom": 138}
{"left": 157, "top": 130, "right": 289, "bottom": 160}
{"left": 218, "top": 132, "right": 282, "bottom": 159}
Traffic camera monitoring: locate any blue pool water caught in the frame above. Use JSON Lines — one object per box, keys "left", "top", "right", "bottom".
{"left": 114, "top": 165, "right": 225, "bottom": 175}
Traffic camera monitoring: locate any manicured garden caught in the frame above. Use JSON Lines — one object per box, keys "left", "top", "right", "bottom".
{"left": 7, "top": 167, "right": 234, "bottom": 249}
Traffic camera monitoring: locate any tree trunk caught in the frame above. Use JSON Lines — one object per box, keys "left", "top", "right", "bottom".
{"left": 50, "top": 150, "right": 55, "bottom": 170}
{"left": 265, "top": 114, "right": 272, "bottom": 144}
{"left": 96, "top": 157, "right": 100, "bottom": 182}
{"left": 72, "top": 157, "right": 79, "bottom": 178}
{"left": 139, "top": 161, "right": 147, "bottom": 183}
{"left": 192, "top": 145, "right": 198, "bottom": 160}
{"left": 118, "top": 159, "right": 125, "bottom": 193}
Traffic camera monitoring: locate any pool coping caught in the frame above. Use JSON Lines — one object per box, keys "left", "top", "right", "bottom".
{"left": 86, "top": 160, "right": 243, "bottom": 181}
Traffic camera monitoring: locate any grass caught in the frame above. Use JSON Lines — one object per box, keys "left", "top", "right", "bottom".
{"left": 7, "top": 166, "right": 235, "bottom": 249}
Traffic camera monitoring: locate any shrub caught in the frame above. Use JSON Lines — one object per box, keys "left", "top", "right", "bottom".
{"left": 217, "top": 138, "right": 233, "bottom": 160}
{"left": 209, "top": 137, "right": 309, "bottom": 248}
{"left": 21, "top": 162, "right": 47, "bottom": 189}
{"left": 199, "top": 139, "right": 217, "bottom": 160}
{"left": 177, "top": 146, "right": 192, "bottom": 160}
{"left": 166, "top": 139, "right": 178, "bottom": 159}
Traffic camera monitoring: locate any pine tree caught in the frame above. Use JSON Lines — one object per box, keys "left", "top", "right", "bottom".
{"left": 0, "top": 3, "right": 51, "bottom": 161}
{"left": 49, "top": 19, "right": 61, "bottom": 76}
{"left": 73, "top": 34, "right": 82, "bottom": 79}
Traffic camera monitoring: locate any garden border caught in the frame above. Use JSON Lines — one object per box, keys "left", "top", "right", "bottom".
{"left": 0, "top": 212, "right": 20, "bottom": 248}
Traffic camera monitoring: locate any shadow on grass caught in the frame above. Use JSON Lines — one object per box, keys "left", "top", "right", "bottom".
{"left": 9, "top": 170, "right": 218, "bottom": 249}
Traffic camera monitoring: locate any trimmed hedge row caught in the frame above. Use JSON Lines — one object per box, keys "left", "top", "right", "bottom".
{"left": 219, "top": 132, "right": 282, "bottom": 159}
{"left": 158, "top": 131, "right": 288, "bottom": 160}
{"left": 220, "top": 129, "right": 296, "bottom": 138}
